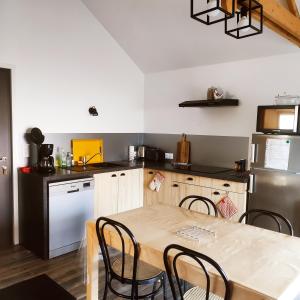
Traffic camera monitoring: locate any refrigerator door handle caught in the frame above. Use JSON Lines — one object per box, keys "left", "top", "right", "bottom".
{"left": 249, "top": 174, "right": 255, "bottom": 194}
{"left": 251, "top": 144, "right": 257, "bottom": 163}
{"left": 293, "top": 106, "right": 299, "bottom": 133}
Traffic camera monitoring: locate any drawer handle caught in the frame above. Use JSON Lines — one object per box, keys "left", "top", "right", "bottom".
{"left": 213, "top": 191, "right": 220, "bottom": 195}
{"left": 173, "top": 184, "right": 179, "bottom": 187}
{"left": 187, "top": 177, "right": 194, "bottom": 181}
{"left": 111, "top": 174, "right": 117, "bottom": 177}
{"left": 223, "top": 183, "right": 230, "bottom": 187}
{"left": 120, "top": 173, "right": 126, "bottom": 176}
{"left": 149, "top": 171, "right": 154, "bottom": 174}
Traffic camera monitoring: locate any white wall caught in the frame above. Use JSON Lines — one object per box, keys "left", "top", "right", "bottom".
{"left": 0, "top": 0, "right": 144, "bottom": 243}
{"left": 145, "top": 52, "right": 300, "bottom": 137}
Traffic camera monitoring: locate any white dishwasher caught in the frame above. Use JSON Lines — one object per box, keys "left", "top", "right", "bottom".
{"left": 48, "top": 178, "right": 94, "bottom": 258}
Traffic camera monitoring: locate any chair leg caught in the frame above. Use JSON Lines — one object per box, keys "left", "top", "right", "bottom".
{"left": 102, "top": 273, "right": 108, "bottom": 300}
{"left": 133, "top": 282, "right": 139, "bottom": 300}
{"left": 162, "top": 273, "right": 167, "bottom": 300}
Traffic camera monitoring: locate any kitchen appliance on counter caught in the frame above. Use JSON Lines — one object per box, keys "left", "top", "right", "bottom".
{"left": 48, "top": 178, "right": 94, "bottom": 258}
{"left": 257, "top": 105, "right": 300, "bottom": 135}
{"left": 137, "top": 145, "right": 146, "bottom": 160}
{"left": 38, "top": 144, "right": 55, "bottom": 174}
{"left": 145, "top": 147, "right": 165, "bottom": 162}
{"left": 249, "top": 134, "right": 300, "bottom": 236}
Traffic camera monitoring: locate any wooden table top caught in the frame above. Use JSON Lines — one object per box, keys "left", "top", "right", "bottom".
{"left": 87, "top": 204, "right": 300, "bottom": 300}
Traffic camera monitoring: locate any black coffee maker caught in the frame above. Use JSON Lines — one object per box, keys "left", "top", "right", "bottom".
{"left": 38, "top": 144, "right": 55, "bottom": 174}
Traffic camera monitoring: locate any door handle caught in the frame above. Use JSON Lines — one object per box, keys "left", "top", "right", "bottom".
{"left": 251, "top": 144, "right": 257, "bottom": 163}
{"left": 111, "top": 174, "right": 117, "bottom": 177}
{"left": 120, "top": 173, "right": 126, "bottom": 176}
{"left": 0, "top": 157, "right": 7, "bottom": 162}
{"left": 187, "top": 177, "right": 194, "bottom": 181}
{"left": 223, "top": 183, "right": 230, "bottom": 187}
{"left": 1, "top": 166, "right": 8, "bottom": 175}
{"left": 213, "top": 191, "right": 220, "bottom": 195}
{"left": 249, "top": 174, "right": 255, "bottom": 194}
{"left": 173, "top": 184, "right": 179, "bottom": 187}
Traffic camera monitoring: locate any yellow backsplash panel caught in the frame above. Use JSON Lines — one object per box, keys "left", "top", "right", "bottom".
{"left": 72, "top": 139, "right": 103, "bottom": 164}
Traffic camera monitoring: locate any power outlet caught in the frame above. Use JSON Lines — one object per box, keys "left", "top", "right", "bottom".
{"left": 165, "top": 153, "right": 174, "bottom": 160}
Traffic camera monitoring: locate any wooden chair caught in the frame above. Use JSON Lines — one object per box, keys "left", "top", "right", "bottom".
{"left": 179, "top": 195, "right": 218, "bottom": 217}
{"left": 96, "top": 217, "right": 166, "bottom": 299}
{"left": 163, "top": 244, "right": 231, "bottom": 300}
{"left": 238, "top": 209, "right": 294, "bottom": 236}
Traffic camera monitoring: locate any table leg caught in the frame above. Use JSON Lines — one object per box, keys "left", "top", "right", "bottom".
{"left": 86, "top": 222, "right": 99, "bottom": 300}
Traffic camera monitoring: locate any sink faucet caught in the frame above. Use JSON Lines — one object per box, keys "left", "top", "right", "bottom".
{"left": 83, "top": 152, "right": 102, "bottom": 165}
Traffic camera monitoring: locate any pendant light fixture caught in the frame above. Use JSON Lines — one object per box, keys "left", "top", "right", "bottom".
{"left": 191, "top": 0, "right": 235, "bottom": 25}
{"left": 225, "top": 0, "right": 263, "bottom": 39}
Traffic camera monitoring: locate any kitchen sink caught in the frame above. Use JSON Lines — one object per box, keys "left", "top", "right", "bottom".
{"left": 67, "top": 162, "right": 122, "bottom": 172}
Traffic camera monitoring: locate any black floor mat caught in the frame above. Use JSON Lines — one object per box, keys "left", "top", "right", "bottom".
{"left": 0, "top": 274, "right": 76, "bottom": 300}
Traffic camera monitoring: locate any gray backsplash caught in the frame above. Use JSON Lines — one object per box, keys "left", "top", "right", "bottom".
{"left": 42, "top": 132, "right": 249, "bottom": 168}
{"left": 44, "top": 133, "right": 143, "bottom": 162}
{"left": 144, "top": 134, "right": 249, "bottom": 169}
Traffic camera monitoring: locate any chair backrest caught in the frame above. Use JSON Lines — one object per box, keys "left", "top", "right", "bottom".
{"left": 179, "top": 195, "right": 218, "bottom": 217}
{"left": 163, "top": 244, "right": 231, "bottom": 300}
{"left": 238, "top": 209, "right": 294, "bottom": 236}
{"left": 96, "top": 217, "right": 139, "bottom": 287}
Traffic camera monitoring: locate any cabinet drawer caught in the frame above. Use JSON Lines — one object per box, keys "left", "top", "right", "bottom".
{"left": 172, "top": 173, "right": 200, "bottom": 185}
{"left": 212, "top": 179, "right": 246, "bottom": 193}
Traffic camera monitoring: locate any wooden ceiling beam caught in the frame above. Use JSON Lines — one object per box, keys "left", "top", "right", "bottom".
{"left": 222, "top": 0, "right": 300, "bottom": 47}
{"left": 286, "top": 0, "right": 300, "bottom": 17}
{"left": 258, "top": 0, "right": 300, "bottom": 41}
{"left": 252, "top": 12, "right": 300, "bottom": 47}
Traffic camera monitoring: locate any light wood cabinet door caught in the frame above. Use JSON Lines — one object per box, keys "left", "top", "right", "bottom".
{"left": 118, "top": 169, "right": 143, "bottom": 213}
{"left": 211, "top": 189, "right": 247, "bottom": 222}
{"left": 94, "top": 172, "right": 119, "bottom": 218}
{"left": 144, "top": 169, "right": 172, "bottom": 206}
{"left": 173, "top": 183, "right": 215, "bottom": 215}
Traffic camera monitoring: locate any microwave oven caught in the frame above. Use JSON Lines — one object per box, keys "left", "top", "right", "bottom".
{"left": 257, "top": 105, "right": 300, "bottom": 134}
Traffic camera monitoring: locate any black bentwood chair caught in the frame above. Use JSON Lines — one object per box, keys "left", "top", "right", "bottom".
{"left": 238, "top": 209, "right": 294, "bottom": 236}
{"left": 96, "top": 217, "right": 166, "bottom": 299}
{"left": 163, "top": 244, "right": 231, "bottom": 300}
{"left": 179, "top": 195, "right": 218, "bottom": 217}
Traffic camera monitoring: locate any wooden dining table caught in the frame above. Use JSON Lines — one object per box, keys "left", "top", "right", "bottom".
{"left": 86, "top": 204, "right": 300, "bottom": 300}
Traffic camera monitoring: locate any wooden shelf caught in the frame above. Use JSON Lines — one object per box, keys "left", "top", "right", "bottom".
{"left": 179, "top": 99, "right": 239, "bottom": 107}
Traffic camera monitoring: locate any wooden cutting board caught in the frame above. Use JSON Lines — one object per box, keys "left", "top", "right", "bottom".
{"left": 176, "top": 134, "right": 190, "bottom": 164}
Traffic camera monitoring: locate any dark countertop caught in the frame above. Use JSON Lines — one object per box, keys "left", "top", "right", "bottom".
{"left": 19, "top": 161, "right": 249, "bottom": 184}
{"left": 144, "top": 162, "right": 249, "bottom": 183}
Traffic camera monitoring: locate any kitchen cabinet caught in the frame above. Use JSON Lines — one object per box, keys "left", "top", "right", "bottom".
{"left": 94, "top": 169, "right": 143, "bottom": 217}
{"left": 211, "top": 189, "right": 247, "bottom": 222}
{"left": 144, "top": 168, "right": 248, "bottom": 221}
{"left": 143, "top": 169, "right": 172, "bottom": 206}
{"left": 171, "top": 182, "right": 215, "bottom": 214}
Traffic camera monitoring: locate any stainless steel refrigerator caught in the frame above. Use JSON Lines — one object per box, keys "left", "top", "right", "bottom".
{"left": 249, "top": 134, "right": 300, "bottom": 236}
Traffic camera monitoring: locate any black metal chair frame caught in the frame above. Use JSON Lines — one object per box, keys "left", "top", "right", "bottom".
{"left": 238, "top": 209, "right": 294, "bottom": 236}
{"left": 96, "top": 217, "right": 166, "bottom": 299}
{"left": 179, "top": 195, "right": 218, "bottom": 217}
{"left": 163, "top": 244, "right": 231, "bottom": 300}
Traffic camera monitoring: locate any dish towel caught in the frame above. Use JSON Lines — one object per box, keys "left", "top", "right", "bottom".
{"left": 216, "top": 195, "right": 238, "bottom": 219}
{"left": 149, "top": 172, "right": 165, "bottom": 192}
